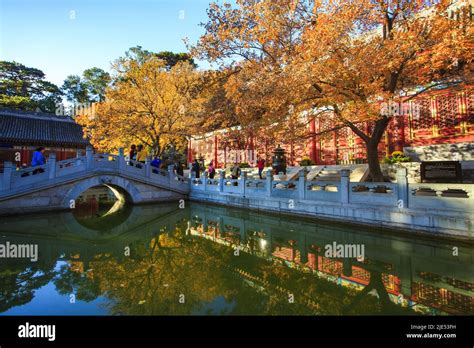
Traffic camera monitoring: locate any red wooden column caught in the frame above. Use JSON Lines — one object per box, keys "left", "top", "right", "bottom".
{"left": 315, "top": 119, "right": 321, "bottom": 164}
{"left": 392, "top": 116, "right": 406, "bottom": 152}
{"left": 399, "top": 115, "right": 406, "bottom": 149}
{"left": 214, "top": 135, "right": 218, "bottom": 167}
{"left": 250, "top": 134, "right": 255, "bottom": 164}
{"left": 264, "top": 139, "right": 269, "bottom": 163}
{"left": 385, "top": 118, "right": 394, "bottom": 154}
{"left": 187, "top": 138, "right": 193, "bottom": 163}
{"left": 309, "top": 118, "right": 317, "bottom": 163}
{"left": 290, "top": 141, "right": 294, "bottom": 166}
{"left": 431, "top": 96, "right": 439, "bottom": 137}
{"left": 224, "top": 146, "right": 227, "bottom": 168}
{"left": 21, "top": 147, "right": 29, "bottom": 166}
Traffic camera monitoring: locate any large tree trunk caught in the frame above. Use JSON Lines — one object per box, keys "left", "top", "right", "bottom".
{"left": 366, "top": 140, "right": 384, "bottom": 182}
{"left": 365, "top": 117, "right": 390, "bottom": 182}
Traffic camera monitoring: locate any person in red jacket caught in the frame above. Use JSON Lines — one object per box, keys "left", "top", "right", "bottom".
{"left": 257, "top": 157, "right": 265, "bottom": 179}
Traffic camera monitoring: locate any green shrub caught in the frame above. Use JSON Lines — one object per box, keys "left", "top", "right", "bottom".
{"left": 239, "top": 162, "right": 250, "bottom": 168}
{"left": 299, "top": 157, "right": 315, "bottom": 166}
{"left": 384, "top": 151, "right": 411, "bottom": 164}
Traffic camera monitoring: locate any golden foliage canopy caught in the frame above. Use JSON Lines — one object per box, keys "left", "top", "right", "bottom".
{"left": 77, "top": 58, "right": 208, "bottom": 156}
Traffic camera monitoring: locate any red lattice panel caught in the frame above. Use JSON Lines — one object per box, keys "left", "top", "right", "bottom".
{"left": 350, "top": 266, "right": 371, "bottom": 283}
{"left": 318, "top": 257, "right": 343, "bottom": 276}
{"left": 466, "top": 90, "right": 474, "bottom": 131}
{"left": 436, "top": 94, "right": 459, "bottom": 136}
{"left": 411, "top": 98, "right": 433, "bottom": 131}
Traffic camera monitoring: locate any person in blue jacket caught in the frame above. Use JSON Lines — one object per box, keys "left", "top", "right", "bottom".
{"left": 31, "top": 147, "right": 46, "bottom": 174}
{"left": 150, "top": 156, "right": 161, "bottom": 169}
{"left": 150, "top": 156, "right": 162, "bottom": 174}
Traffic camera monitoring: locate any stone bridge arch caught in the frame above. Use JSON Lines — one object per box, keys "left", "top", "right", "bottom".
{"left": 61, "top": 175, "right": 144, "bottom": 209}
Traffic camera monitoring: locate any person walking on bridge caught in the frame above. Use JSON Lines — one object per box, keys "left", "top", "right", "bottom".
{"left": 257, "top": 157, "right": 265, "bottom": 179}
{"left": 150, "top": 156, "right": 162, "bottom": 174}
{"left": 31, "top": 147, "right": 46, "bottom": 174}
{"left": 191, "top": 159, "right": 201, "bottom": 179}
{"left": 175, "top": 162, "right": 184, "bottom": 181}
{"left": 151, "top": 156, "right": 161, "bottom": 169}
{"left": 208, "top": 161, "right": 216, "bottom": 179}
{"left": 231, "top": 162, "right": 241, "bottom": 180}
{"left": 137, "top": 144, "right": 146, "bottom": 163}
{"left": 129, "top": 145, "right": 137, "bottom": 165}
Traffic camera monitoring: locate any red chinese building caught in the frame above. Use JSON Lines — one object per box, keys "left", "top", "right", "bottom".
{"left": 0, "top": 109, "right": 90, "bottom": 171}
{"left": 189, "top": 86, "right": 474, "bottom": 167}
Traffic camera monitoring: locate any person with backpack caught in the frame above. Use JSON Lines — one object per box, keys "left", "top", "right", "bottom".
{"left": 231, "top": 162, "right": 241, "bottom": 179}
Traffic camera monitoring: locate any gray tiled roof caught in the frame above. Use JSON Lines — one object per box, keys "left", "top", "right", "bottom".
{"left": 0, "top": 109, "right": 90, "bottom": 146}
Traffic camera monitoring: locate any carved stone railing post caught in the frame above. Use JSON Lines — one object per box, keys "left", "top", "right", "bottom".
{"left": 203, "top": 171, "right": 208, "bottom": 191}
{"left": 86, "top": 146, "right": 93, "bottom": 170}
{"left": 168, "top": 164, "right": 175, "bottom": 185}
{"left": 219, "top": 170, "right": 225, "bottom": 193}
{"left": 48, "top": 153, "right": 56, "bottom": 179}
{"left": 118, "top": 148, "right": 125, "bottom": 170}
{"left": 397, "top": 167, "right": 409, "bottom": 209}
{"left": 241, "top": 171, "right": 247, "bottom": 196}
{"left": 298, "top": 169, "right": 306, "bottom": 200}
{"left": 76, "top": 149, "right": 83, "bottom": 166}
{"left": 266, "top": 169, "right": 273, "bottom": 197}
{"left": 145, "top": 156, "right": 151, "bottom": 178}
{"left": 2, "top": 161, "right": 13, "bottom": 190}
{"left": 340, "top": 169, "right": 350, "bottom": 204}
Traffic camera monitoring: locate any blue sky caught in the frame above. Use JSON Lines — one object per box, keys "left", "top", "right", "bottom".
{"left": 0, "top": 0, "right": 228, "bottom": 86}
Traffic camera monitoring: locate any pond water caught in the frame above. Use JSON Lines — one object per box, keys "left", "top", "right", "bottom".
{"left": 0, "top": 201, "right": 472, "bottom": 315}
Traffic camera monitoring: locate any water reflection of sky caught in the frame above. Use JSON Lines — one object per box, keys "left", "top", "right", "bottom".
{"left": 192, "top": 296, "right": 236, "bottom": 315}
{"left": 3, "top": 262, "right": 109, "bottom": 316}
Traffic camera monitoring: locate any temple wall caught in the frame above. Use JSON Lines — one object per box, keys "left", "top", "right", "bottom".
{"left": 189, "top": 87, "right": 473, "bottom": 167}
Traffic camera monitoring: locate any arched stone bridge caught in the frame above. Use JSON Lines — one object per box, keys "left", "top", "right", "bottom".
{"left": 0, "top": 147, "right": 189, "bottom": 215}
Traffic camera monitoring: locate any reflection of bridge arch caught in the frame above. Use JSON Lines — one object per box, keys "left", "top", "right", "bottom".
{"left": 61, "top": 175, "right": 143, "bottom": 209}
{"left": 58, "top": 204, "right": 185, "bottom": 240}
{"left": 0, "top": 204, "right": 189, "bottom": 260}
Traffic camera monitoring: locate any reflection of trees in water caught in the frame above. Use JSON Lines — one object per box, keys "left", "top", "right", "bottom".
{"left": 88, "top": 225, "right": 255, "bottom": 315}
{"left": 44, "top": 222, "right": 415, "bottom": 315}
{"left": 0, "top": 262, "right": 56, "bottom": 313}
{"left": 341, "top": 270, "right": 413, "bottom": 315}
{"left": 53, "top": 262, "right": 102, "bottom": 302}
{"left": 0, "top": 202, "right": 469, "bottom": 315}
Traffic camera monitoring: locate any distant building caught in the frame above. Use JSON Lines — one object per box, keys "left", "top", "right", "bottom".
{"left": 189, "top": 86, "right": 474, "bottom": 167}
{"left": 0, "top": 109, "right": 90, "bottom": 171}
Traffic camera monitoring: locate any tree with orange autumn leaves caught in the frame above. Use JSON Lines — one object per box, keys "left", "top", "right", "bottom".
{"left": 77, "top": 57, "right": 208, "bottom": 156}
{"left": 192, "top": 0, "right": 473, "bottom": 180}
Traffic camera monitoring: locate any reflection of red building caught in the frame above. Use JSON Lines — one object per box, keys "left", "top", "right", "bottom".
{"left": 190, "top": 217, "right": 474, "bottom": 314}
{"left": 274, "top": 245, "right": 473, "bottom": 315}
{"left": 0, "top": 109, "right": 90, "bottom": 171}
{"left": 189, "top": 87, "right": 474, "bottom": 167}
